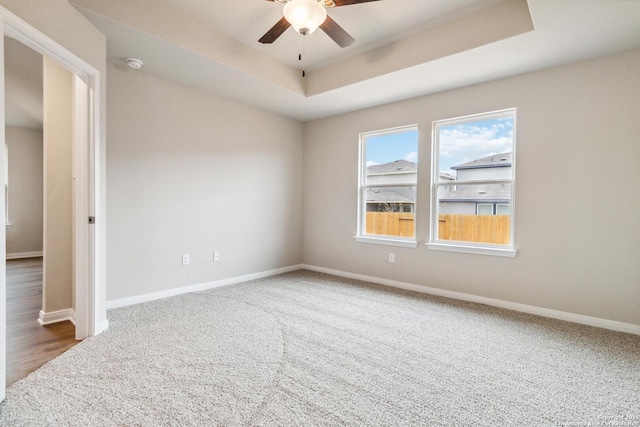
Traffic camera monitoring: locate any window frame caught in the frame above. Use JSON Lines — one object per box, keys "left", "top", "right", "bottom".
{"left": 354, "top": 124, "right": 419, "bottom": 248}
{"left": 427, "top": 109, "right": 517, "bottom": 257}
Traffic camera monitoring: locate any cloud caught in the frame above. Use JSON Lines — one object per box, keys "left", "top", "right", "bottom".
{"left": 404, "top": 152, "right": 418, "bottom": 163}
{"left": 366, "top": 161, "right": 379, "bottom": 167}
{"left": 439, "top": 118, "right": 513, "bottom": 169}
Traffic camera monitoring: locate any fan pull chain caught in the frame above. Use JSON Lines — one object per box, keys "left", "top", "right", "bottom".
{"left": 299, "top": 35, "right": 306, "bottom": 78}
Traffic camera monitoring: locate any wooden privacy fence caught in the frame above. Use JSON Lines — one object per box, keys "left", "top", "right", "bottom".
{"left": 366, "top": 212, "right": 510, "bottom": 244}
{"left": 366, "top": 212, "right": 415, "bottom": 238}
{"left": 438, "top": 214, "right": 510, "bottom": 245}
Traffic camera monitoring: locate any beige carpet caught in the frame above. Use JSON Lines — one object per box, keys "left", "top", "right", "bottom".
{"left": 1, "top": 270, "right": 639, "bottom": 426}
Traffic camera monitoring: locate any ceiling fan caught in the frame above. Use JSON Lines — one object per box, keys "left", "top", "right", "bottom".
{"left": 259, "top": 0, "right": 382, "bottom": 48}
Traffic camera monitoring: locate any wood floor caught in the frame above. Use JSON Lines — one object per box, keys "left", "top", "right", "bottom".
{"left": 6, "top": 257, "right": 79, "bottom": 386}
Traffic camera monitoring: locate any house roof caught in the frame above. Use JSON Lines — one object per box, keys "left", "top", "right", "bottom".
{"left": 451, "top": 152, "right": 512, "bottom": 170}
{"left": 441, "top": 152, "right": 512, "bottom": 202}
{"left": 367, "top": 160, "right": 417, "bottom": 175}
{"left": 366, "top": 187, "right": 415, "bottom": 204}
{"left": 439, "top": 183, "right": 512, "bottom": 203}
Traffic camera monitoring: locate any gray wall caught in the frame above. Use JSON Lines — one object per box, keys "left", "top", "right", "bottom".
{"left": 303, "top": 48, "right": 640, "bottom": 326}
{"left": 5, "top": 126, "right": 43, "bottom": 255}
{"left": 106, "top": 62, "right": 304, "bottom": 301}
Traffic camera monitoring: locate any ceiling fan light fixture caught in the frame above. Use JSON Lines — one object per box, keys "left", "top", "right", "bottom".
{"left": 283, "top": 0, "right": 327, "bottom": 36}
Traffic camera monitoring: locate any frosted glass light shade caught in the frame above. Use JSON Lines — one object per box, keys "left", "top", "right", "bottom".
{"left": 283, "top": 0, "right": 327, "bottom": 36}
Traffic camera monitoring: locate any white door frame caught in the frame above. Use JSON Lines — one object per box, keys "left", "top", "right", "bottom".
{"left": 0, "top": 6, "right": 103, "bottom": 401}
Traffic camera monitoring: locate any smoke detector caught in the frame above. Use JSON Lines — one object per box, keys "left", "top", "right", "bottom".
{"left": 125, "top": 58, "right": 143, "bottom": 70}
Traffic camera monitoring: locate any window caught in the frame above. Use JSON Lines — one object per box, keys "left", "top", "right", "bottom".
{"left": 496, "top": 204, "right": 510, "bottom": 215}
{"left": 477, "top": 203, "right": 493, "bottom": 215}
{"left": 355, "top": 125, "right": 419, "bottom": 247}
{"left": 429, "top": 109, "right": 516, "bottom": 257}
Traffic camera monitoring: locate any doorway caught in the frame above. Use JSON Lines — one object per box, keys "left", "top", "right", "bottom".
{"left": 0, "top": 8, "right": 104, "bottom": 401}
{"left": 4, "top": 36, "right": 80, "bottom": 386}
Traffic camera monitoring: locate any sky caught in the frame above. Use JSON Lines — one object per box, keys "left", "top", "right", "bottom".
{"left": 438, "top": 116, "right": 514, "bottom": 174}
{"left": 365, "top": 129, "right": 419, "bottom": 167}
{"left": 364, "top": 117, "right": 514, "bottom": 175}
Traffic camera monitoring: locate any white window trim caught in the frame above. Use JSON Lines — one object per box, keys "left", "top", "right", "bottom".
{"left": 426, "top": 242, "right": 517, "bottom": 257}
{"left": 428, "top": 108, "right": 517, "bottom": 257}
{"left": 354, "top": 235, "right": 419, "bottom": 248}
{"left": 356, "top": 124, "right": 419, "bottom": 246}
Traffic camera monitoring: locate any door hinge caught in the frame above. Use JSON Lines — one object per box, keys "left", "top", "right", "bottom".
{"left": 88, "top": 216, "right": 95, "bottom": 224}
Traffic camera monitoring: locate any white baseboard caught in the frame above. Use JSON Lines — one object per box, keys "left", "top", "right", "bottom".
{"left": 97, "top": 319, "right": 110, "bottom": 334}
{"left": 38, "top": 308, "right": 76, "bottom": 326}
{"left": 301, "top": 264, "right": 640, "bottom": 336}
{"left": 6, "top": 251, "right": 43, "bottom": 260}
{"left": 106, "top": 264, "right": 304, "bottom": 310}
{"left": 103, "top": 262, "right": 640, "bottom": 336}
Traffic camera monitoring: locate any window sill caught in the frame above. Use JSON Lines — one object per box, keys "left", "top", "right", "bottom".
{"left": 426, "top": 242, "right": 517, "bottom": 258}
{"left": 354, "top": 236, "right": 418, "bottom": 248}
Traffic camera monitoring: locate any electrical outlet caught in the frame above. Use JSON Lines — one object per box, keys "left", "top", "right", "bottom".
{"left": 213, "top": 251, "right": 220, "bottom": 262}
{"left": 182, "top": 254, "right": 190, "bottom": 266}
{"left": 388, "top": 253, "right": 395, "bottom": 263}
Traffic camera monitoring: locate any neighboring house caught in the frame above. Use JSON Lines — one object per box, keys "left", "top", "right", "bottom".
{"left": 365, "top": 160, "right": 417, "bottom": 213}
{"left": 365, "top": 160, "right": 455, "bottom": 213}
{"left": 439, "top": 152, "right": 512, "bottom": 215}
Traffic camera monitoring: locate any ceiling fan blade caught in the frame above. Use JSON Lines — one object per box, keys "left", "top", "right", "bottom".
{"left": 332, "top": 0, "right": 382, "bottom": 6}
{"left": 259, "top": 17, "right": 291, "bottom": 44}
{"left": 320, "top": 16, "right": 355, "bottom": 48}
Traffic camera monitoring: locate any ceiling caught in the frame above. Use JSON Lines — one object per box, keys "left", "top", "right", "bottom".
{"left": 152, "top": 0, "right": 509, "bottom": 70}
{"left": 64, "top": 0, "right": 640, "bottom": 121}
